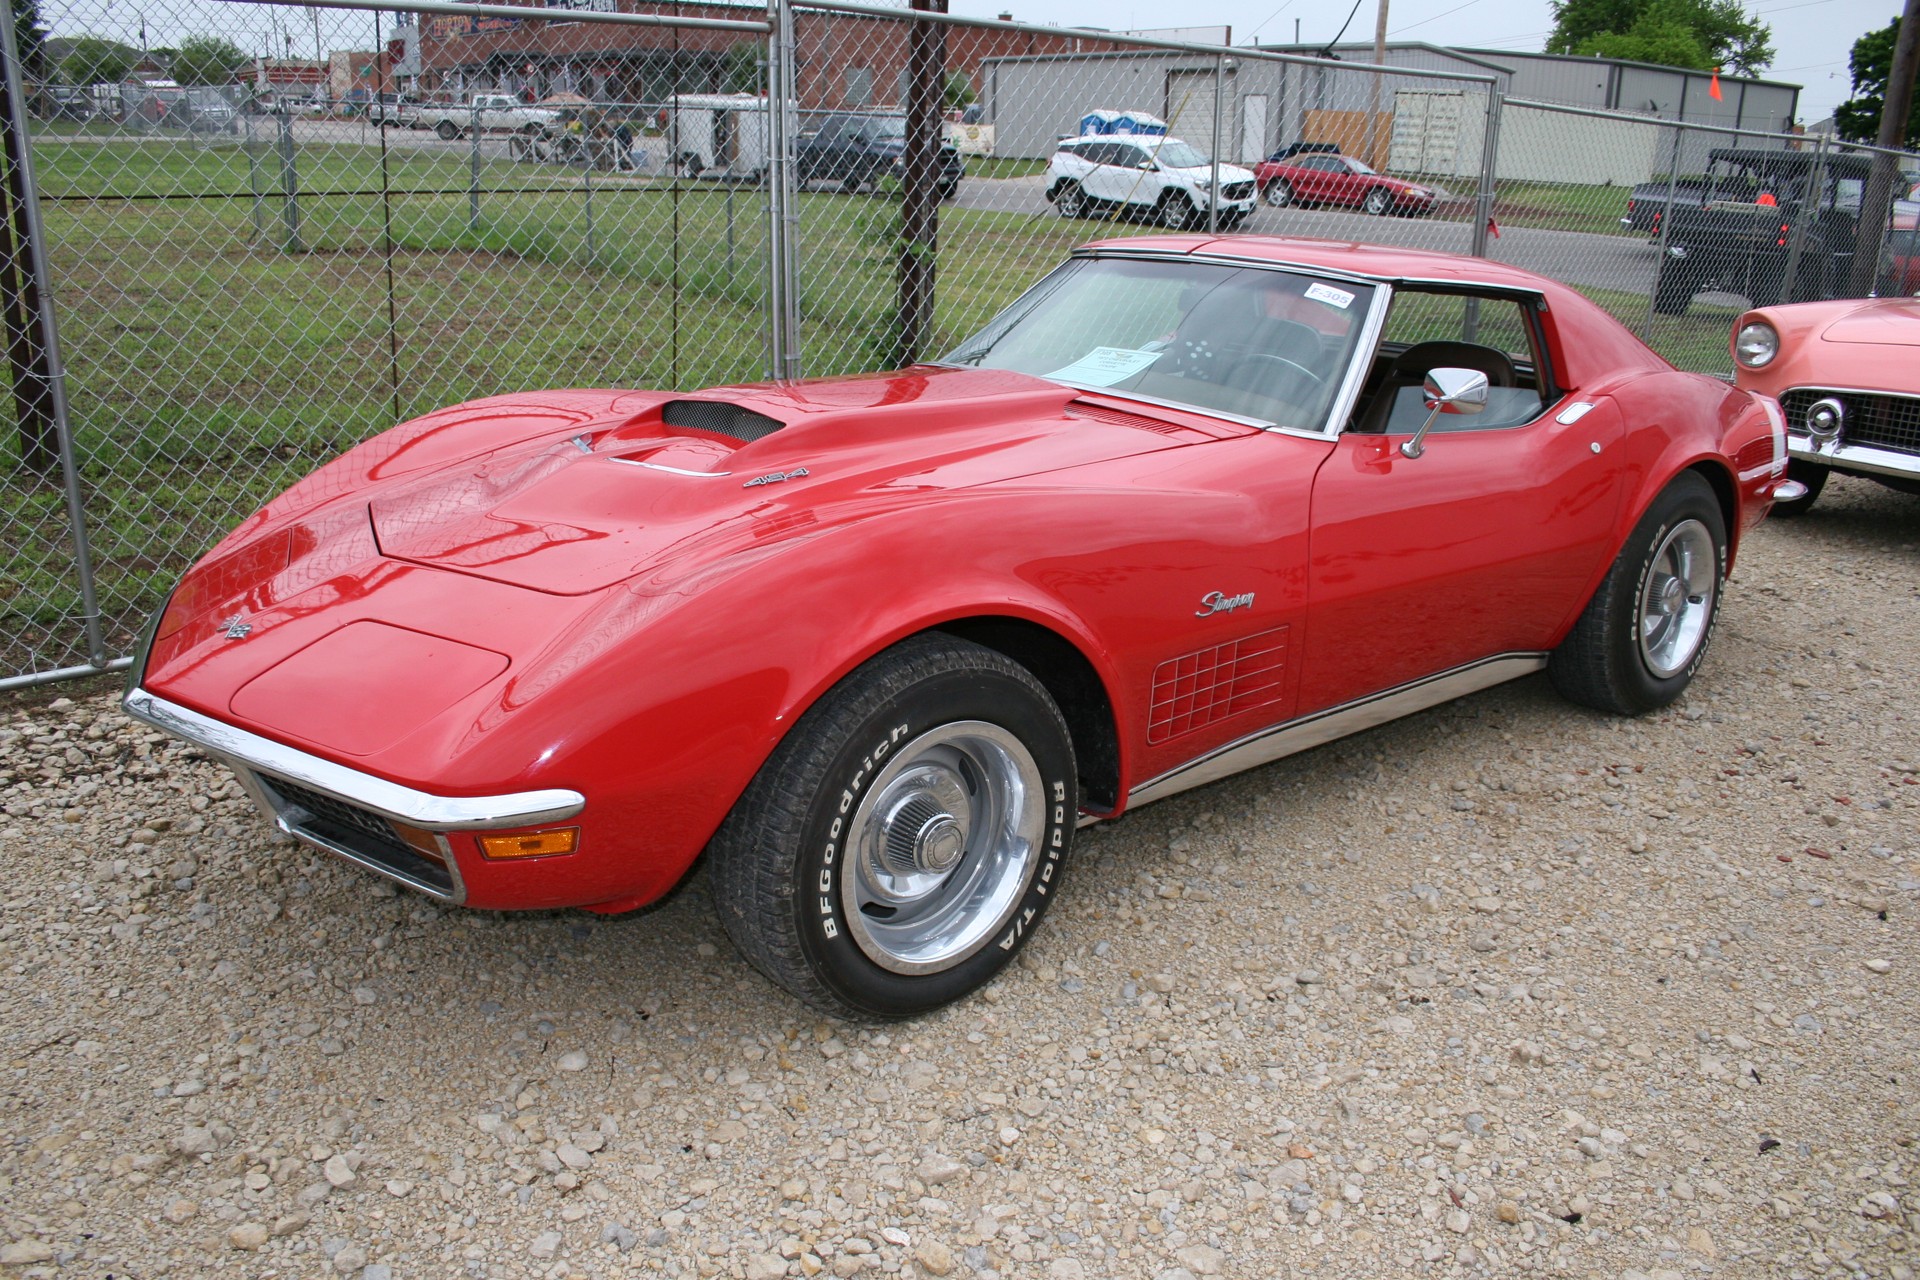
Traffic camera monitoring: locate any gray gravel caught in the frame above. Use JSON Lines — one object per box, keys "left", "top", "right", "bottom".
{"left": 4, "top": 476, "right": 1919, "bottom": 1280}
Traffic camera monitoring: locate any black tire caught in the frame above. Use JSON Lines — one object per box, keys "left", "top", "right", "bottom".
{"left": 1550, "top": 471, "right": 1726, "bottom": 716}
{"left": 938, "top": 181, "right": 959, "bottom": 202}
{"left": 435, "top": 120, "right": 459, "bottom": 142}
{"left": 1263, "top": 178, "right": 1293, "bottom": 208}
{"left": 1651, "top": 259, "right": 1698, "bottom": 316}
{"left": 1362, "top": 186, "right": 1392, "bottom": 215}
{"left": 1769, "top": 459, "right": 1829, "bottom": 516}
{"left": 1055, "top": 181, "right": 1086, "bottom": 219}
{"left": 709, "top": 635, "right": 1077, "bottom": 1019}
{"left": 1156, "top": 192, "right": 1196, "bottom": 230}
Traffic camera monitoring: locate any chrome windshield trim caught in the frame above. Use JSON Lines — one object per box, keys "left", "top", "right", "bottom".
{"left": 123, "top": 687, "right": 586, "bottom": 830}
{"left": 1072, "top": 244, "right": 1387, "bottom": 290}
{"left": 1326, "top": 280, "right": 1393, "bottom": 438}
{"left": 1125, "top": 652, "right": 1548, "bottom": 810}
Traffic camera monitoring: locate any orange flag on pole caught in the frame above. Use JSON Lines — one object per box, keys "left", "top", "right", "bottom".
{"left": 1709, "top": 67, "right": 1723, "bottom": 101}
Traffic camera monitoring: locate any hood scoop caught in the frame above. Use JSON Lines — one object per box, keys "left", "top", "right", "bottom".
{"left": 662, "top": 399, "right": 785, "bottom": 442}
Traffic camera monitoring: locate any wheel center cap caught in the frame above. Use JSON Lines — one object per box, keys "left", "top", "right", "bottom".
{"left": 916, "top": 814, "right": 965, "bottom": 873}
{"left": 1659, "top": 579, "right": 1684, "bottom": 612}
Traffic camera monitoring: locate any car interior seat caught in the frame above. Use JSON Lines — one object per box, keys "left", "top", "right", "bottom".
{"left": 1353, "top": 339, "right": 1519, "bottom": 435}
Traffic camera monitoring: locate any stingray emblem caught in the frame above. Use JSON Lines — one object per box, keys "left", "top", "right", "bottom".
{"left": 221, "top": 615, "right": 253, "bottom": 640}
{"left": 743, "top": 467, "right": 809, "bottom": 488}
{"left": 1196, "top": 591, "right": 1255, "bottom": 618}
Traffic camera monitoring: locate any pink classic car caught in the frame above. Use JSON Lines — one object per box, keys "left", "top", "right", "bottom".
{"left": 1731, "top": 297, "right": 1920, "bottom": 514}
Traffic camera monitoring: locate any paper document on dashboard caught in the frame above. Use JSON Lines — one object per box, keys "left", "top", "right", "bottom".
{"left": 1047, "top": 347, "right": 1162, "bottom": 387}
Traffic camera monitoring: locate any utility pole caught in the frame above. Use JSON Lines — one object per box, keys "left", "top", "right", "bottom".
{"left": 1850, "top": 0, "right": 1920, "bottom": 296}
{"left": 1364, "top": 0, "right": 1388, "bottom": 169}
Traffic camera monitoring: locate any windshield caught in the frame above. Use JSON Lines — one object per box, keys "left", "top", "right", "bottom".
{"left": 943, "top": 257, "right": 1376, "bottom": 428}
{"left": 1344, "top": 156, "right": 1379, "bottom": 175}
{"left": 870, "top": 117, "right": 907, "bottom": 141}
{"left": 1153, "top": 140, "right": 1212, "bottom": 169}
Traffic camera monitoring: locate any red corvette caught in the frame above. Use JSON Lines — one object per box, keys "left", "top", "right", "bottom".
{"left": 1254, "top": 153, "right": 1438, "bottom": 215}
{"left": 126, "top": 236, "right": 1790, "bottom": 1017}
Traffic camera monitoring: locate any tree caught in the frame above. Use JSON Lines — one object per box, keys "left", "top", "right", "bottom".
{"left": 1546, "top": 0, "right": 1773, "bottom": 75}
{"left": 1576, "top": 1, "right": 1711, "bottom": 70}
{"left": 1835, "top": 18, "right": 1920, "bottom": 145}
{"left": 169, "top": 34, "right": 248, "bottom": 87}
{"left": 719, "top": 41, "right": 760, "bottom": 94}
{"left": 943, "top": 71, "right": 975, "bottom": 112}
{"left": 57, "top": 35, "right": 139, "bottom": 86}
{"left": 12, "top": 0, "right": 44, "bottom": 76}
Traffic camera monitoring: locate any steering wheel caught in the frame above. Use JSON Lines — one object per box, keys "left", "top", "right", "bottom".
{"left": 1229, "top": 352, "right": 1324, "bottom": 400}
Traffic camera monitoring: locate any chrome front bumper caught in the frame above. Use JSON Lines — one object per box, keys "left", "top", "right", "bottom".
{"left": 1788, "top": 434, "right": 1920, "bottom": 482}
{"left": 123, "top": 688, "right": 587, "bottom": 902}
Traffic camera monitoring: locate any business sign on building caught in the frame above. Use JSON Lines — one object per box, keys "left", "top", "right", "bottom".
{"left": 388, "top": 23, "right": 421, "bottom": 77}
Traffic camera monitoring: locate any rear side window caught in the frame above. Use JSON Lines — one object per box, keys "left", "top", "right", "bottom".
{"left": 1381, "top": 292, "right": 1543, "bottom": 371}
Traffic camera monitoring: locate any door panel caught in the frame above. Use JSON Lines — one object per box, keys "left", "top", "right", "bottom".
{"left": 1299, "top": 400, "right": 1626, "bottom": 714}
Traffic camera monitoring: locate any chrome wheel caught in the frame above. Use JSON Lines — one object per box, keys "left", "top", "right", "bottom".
{"left": 1363, "top": 186, "right": 1391, "bottom": 215}
{"left": 843, "top": 721, "right": 1044, "bottom": 975}
{"left": 1264, "top": 178, "right": 1292, "bottom": 208}
{"left": 1057, "top": 182, "right": 1085, "bottom": 218}
{"left": 1637, "top": 518, "right": 1715, "bottom": 678}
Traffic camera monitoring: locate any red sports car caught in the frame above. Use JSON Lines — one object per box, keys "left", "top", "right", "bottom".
{"left": 125, "top": 236, "right": 1789, "bottom": 1018}
{"left": 1254, "top": 152, "right": 1438, "bottom": 215}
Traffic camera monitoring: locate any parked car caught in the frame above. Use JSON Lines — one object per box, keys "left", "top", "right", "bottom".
{"left": 1045, "top": 135, "right": 1256, "bottom": 228}
{"left": 1263, "top": 140, "right": 1340, "bottom": 163}
{"left": 796, "top": 112, "right": 964, "bottom": 198}
{"left": 1253, "top": 151, "right": 1436, "bottom": 215}
{"left": 123, "top": 236, "right": 1787, "bottom": 1017}
{"left": 1730, "top": 297, "right": 1920, "bottom": 515}
{"left": 1652, "top": 148, "right": 1874, "bottom": 315}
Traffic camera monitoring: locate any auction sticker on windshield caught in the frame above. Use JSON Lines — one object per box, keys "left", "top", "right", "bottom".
{"left": 1304, "top": 282, "right": 1355, "bottom": 310}
{"left": 1047, "top": 348, "right": 1163, "bottom": 387}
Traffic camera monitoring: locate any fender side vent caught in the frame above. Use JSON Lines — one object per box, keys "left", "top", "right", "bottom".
{"left": 1147, "top": 626, "right": 1290, "bottom": 744}
{"left": 662, "top": 400, "right": 785, "bottom": 443}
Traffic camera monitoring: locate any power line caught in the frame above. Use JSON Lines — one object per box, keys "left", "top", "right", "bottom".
{"left": 1390, "top": 0, "right": 1487, "bottom": 38}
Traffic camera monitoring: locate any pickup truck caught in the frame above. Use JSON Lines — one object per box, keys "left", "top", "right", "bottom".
{"left": 1651, "top": 147, "right": 1870, "bottom": 315}
{"left": 1620, "top": 177, "right": 1708, "bottom": 237}
{"left": 411, "top": 94, "right": 561, "bottom": 142}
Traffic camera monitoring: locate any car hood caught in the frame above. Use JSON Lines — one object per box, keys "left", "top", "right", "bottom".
{"left": 1168, "top": 162, "right": 1256, "bottom": 184}
{"left": 1819, "top": 297, "right": 1920, "bottom": 346}
{"left": 368, "top": 367, "right": 1214, "bottom": 594}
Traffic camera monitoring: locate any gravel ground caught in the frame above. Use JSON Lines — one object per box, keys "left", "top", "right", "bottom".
{"left": 4, "top": 477, "right": 1918, "bottom": 1280}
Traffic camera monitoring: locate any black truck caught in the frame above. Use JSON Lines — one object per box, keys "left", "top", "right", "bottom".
{"left": 1651, "top": 148, "right": 1873, "bottom": 315}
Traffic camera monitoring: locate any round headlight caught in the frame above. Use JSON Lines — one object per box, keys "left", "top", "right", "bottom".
{"left": 1734, "top": 321, "right": 1778, "bottom": 368}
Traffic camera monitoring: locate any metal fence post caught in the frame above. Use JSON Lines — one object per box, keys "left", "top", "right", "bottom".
{"left": 766, "top": 0, "right": 800, "bottom": 378}
{"left": 277, "top": 108, "right": 302, "bottom": 253}
{"left": 1641, "top": 125, "right": 1685, "bottom": 340}
{"left": 469, "top": 101, "right": 482, "bottom": 232}
{"left": 0, "top": 12, "right": 107, "bottom": 669}
{"left": 1780, "top": 131, "right": 1828, "bottom": 304}
{"left": 1208, "top": 55, "right": 1223, "bottom": 235}
{"left": 583, "top": 136, "right": 597, "bottom": 267}
{"left": 1468, "top": 89, "right": 1504, "bottom": 260}
{"left": 244, "top": 111, "right": 266, "bottom": 243}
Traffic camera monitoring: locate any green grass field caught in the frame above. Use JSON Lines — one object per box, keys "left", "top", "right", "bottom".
{"left": 3, "top": 134, "right": 1738, "bottom": 677}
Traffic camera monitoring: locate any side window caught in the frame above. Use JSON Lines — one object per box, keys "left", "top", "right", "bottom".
{"left": 1111, "top": 145, "right": 1144, "bottom": 169}
{"left": 1355, "top": 291, "right": 1552, "bottom": 434}
{"left": 1084, "top": 143, "right": 1118, "bottom": 167}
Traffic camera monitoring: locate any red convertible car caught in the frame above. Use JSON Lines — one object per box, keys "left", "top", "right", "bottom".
{"left": 1254, "top": 152, "right": 1438, "bottom": 215}
{"left": 125, "top": 236, "right": 1789, "bottom": 1018}
{"left": 1730, "top": 296, "right": 1920, "bottom": 514}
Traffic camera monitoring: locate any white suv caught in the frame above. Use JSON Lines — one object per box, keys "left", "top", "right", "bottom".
{"left": 1045, "top": 136, "right": 1257, "bottom": 229}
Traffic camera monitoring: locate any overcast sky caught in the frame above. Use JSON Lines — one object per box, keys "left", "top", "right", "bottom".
{"left": 952, "top": 0, "right": 1892, "bottom": 125}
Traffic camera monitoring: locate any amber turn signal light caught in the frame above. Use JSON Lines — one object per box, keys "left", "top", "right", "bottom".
{"left": 389, "top": 822, "right": 449, "bottom": 867}
{"left": 477, "top": 827, "right": 580, "bottom": 860}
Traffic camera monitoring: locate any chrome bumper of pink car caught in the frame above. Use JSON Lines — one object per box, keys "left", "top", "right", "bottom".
{"left": 1788, "top": 436, "right": 1920, "bottom": 482}
{"left": 122, "top": 687, "right": 586, "bottom": 832}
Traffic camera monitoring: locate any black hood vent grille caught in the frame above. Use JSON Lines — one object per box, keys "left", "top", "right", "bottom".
{"left": 662, "top": 400, "right": 785, "bottom": 443}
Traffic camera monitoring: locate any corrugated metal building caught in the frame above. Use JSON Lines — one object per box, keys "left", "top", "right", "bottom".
{"left": 980, "top": 41, "right": 1802, "bottom": 181}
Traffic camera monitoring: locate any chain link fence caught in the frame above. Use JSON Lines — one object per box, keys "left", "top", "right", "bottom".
{"left": 4, "top": 0, "right": 1916, "bottom": 684}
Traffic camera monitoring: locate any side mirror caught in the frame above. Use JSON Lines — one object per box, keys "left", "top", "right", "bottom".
{"left": 1399, "top": 367, "right": 1490, "bottom": 459}
{"left": 1138, "top": 160, "right": 1156, "bottom": 171}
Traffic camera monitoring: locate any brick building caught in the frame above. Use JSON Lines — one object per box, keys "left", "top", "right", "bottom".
{"left": 415, "top": 1, "right": 1123, "bottom": 108}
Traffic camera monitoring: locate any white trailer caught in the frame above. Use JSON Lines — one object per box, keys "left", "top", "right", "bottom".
{"left": 665, "top": 94, "right": 770, "bottom": 178}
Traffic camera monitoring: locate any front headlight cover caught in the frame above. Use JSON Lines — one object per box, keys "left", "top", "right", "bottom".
{"left": 1734, "top": 320, "right": 1779, "bottom": 368}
